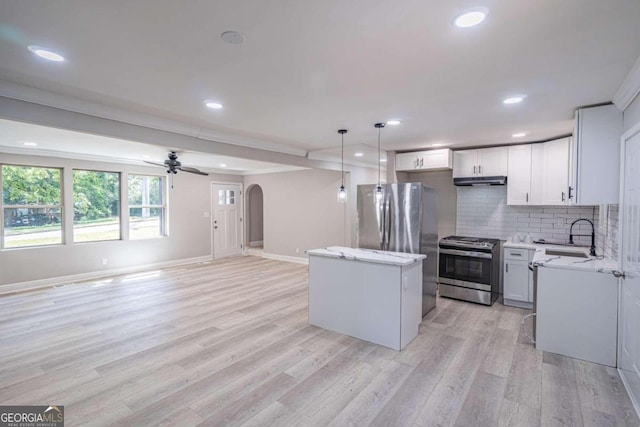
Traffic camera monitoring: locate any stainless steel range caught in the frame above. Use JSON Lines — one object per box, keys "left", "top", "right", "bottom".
{"left": 438, "top": 236, "right": 502, "bottom": 305}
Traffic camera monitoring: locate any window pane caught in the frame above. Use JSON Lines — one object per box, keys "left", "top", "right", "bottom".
{"left": 2, "top": 165, "right": 61, "bottom": 205}
{"left": 128, "top": 174, "right": 165, "bottom": 239}
{"left": 73, "top": 170, "right": 120, "bottom": 242}
{"left": 130, "top": 207, "right": 164, "bottom": 239}
{"left": 129, "top": 175, "right": 163, "bottom": 205}
{"left": 3, "top": 207, "right": 62, "bottom": 248}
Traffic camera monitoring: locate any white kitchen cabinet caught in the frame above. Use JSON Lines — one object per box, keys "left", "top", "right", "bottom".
{"left": 508, "top": 138, "right": 570, "bottom": 206}
{"left": 395, "top": 149, "right": 453, "bottom": 172}
{"left": 568, "top": 104, "right": 623, "bottom": 205}
{"left": 453, "top": 147, "right": 508, "bottom": 177}
{"left": 539, "top": 137, "right": 570, "bottom": 205}
{"left": 503, "top": 246, "right": 535, "bottom": 308}
{"left": 507, "top": 145, "right": 532, "bottom": 205}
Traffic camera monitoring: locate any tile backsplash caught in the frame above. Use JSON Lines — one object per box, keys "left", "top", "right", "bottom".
{"left": 455, "top": 186, "right": 602, "bottom": 249}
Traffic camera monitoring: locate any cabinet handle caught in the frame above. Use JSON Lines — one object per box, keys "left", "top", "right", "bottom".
{"left": 420, "top": 158, "right": 423, "bottom": 167}
{"left": 568, "top": 186, "right": 573, "bottom": 199}
{"left": 526, "top": 193, "right": 529, "bottom": 203}
{"left": 561, "top": 192, "right": 566, "bottom": 202}
{"left": 473, "top": 165, "right": 476, "bottom": 174}
{"left": 478, "top": 165, "right": 482, "bottom": 174}
{"left": 510, "top": 253, "right": 522, "bottom": 257}
{"left": 506, "top": 263, "right": 509, "bottom": 273}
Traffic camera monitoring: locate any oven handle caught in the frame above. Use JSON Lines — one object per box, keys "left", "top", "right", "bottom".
{"left": 439, "top": 248, "right": 493, "bottom": 259}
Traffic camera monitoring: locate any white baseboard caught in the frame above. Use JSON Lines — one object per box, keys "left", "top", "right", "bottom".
{"left": 618, "top": 368, "right": 640, "bottom": 420}
{"left": 0, "top": 255, "right": 213, "bottom": 295}
{"left": 248, "top": 240, "right": 264, "bottom": 248}
{"left": 262, "top": 252, "right": 309, "bottom": 265}
{"left": 245, "top": 248, "right": 264, "bottom": 256}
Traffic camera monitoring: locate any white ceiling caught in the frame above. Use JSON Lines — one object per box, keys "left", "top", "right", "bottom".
{"left": 0, "top": 0, "right": 639, "bottom": 164}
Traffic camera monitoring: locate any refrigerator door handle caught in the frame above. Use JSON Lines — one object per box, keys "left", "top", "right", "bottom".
{"left": 385, "top": 199, "right": 391, "bottom": 251}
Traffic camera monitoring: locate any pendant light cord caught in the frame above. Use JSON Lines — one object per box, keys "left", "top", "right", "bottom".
{"left": 377, "top": 127, "right": 381, "bottom": 185}
{"left": 341, "top": 132, "right": 344, "bottom": 187}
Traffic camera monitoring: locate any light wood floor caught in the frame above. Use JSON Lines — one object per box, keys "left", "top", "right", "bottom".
{"left": 0, "top": 256, "right": 638, "bottom": 426}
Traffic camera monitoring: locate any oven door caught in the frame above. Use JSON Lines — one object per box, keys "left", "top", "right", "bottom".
{"left": 438, "top": 247, "right": 493, "bottom": 291}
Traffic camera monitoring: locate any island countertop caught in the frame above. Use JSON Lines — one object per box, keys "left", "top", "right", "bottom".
{"left": 306, "top": 246, "right": 425, "bottom": 266}
{"left": 531, "top": 246, "right": 618, "bottom": 274}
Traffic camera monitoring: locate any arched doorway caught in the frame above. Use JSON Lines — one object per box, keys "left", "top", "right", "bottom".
{"left": 246, "top": 184, "right": 264, "bottom": 251}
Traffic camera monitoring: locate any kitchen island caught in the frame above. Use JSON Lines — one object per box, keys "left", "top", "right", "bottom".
{"left": 306, "top": 246, "right": 425, "bottom": 351}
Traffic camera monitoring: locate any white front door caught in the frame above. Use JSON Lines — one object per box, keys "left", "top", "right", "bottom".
{"left": 212, "top": 183, "right": 243, "bottom": 259}
{"left": 619, "top": 124, "right": 640, "bottom": 408}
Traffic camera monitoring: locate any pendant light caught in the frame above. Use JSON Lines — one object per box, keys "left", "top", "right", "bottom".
{"left": 374, "top": 122, "right": 385, "bottom": 201}
{"left": 337, "top": 129, "right": 348, "bottom": 202}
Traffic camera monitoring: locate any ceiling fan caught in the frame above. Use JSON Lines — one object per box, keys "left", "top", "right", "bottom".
{"left": 144, "top": 151, "right": 209, "bottom": 176}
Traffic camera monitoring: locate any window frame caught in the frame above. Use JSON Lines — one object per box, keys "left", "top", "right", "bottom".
{"left": 1, "top": 164, "right": 64, "bottom": 249}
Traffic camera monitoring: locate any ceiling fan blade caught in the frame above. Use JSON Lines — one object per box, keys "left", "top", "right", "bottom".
{"left": 144, "top": 160, "right": 168, "bottom": 168}
{"left": 178, "top": 166, "right": 209, "bottom": 176}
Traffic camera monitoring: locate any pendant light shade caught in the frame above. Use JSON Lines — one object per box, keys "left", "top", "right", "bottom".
{"left": 337, "top": 129, "right": 348, "bottom": 203}
{"left": 375, "top": 123, "right": 385, "bottom": 202}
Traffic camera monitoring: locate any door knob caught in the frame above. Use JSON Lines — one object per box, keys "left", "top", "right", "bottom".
{"left": 214, "top": 226, "right": 218, "bottom": 229}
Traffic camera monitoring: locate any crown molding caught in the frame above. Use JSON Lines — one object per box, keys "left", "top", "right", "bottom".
{"left": 0, "top": 80, "right": 308, "bottom": 157}
{"left": 614, "top": 55, "right": 640, "bottom": 111}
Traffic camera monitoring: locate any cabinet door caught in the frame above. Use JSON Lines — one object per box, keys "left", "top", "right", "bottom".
{"left": 478, "top": 147, "right": 508, "bottom": 176}
{"left": 453, "top": 150, "right": 477, "bottom": 177}
{"left": 504, "top": 260, "right": 529, "bottom": 302}
{"left": 541, "top": 138, "right": 570, "bottom": 205}
{"left": 422, "top": 149, "right": 453, "bottom": 169}
{"left": 395, "top": 152, "right": 420, "bottom": 171}
{"left": 507, "top": 145, "right": 532, "bottom": 205}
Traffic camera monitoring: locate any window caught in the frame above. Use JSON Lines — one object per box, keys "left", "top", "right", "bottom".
{"left": 128, "top": 174, "right": 165, "bottom": 239}
{"left": 218, "top": 189, "right": 236, "bottom": 205}
{"left": 2, "top": 165, "right": 63, "bottom": 248}
{"left": 73, "top": 170, "right": 120, "bottom": 242}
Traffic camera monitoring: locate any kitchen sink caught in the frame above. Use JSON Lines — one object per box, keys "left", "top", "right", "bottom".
{"left": 544, "top": 249, "right": 589, "bottom": 258}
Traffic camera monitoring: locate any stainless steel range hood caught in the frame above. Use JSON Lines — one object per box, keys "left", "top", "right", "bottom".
{"left": 453, "top": 176, "right": 507, "bottom": 186}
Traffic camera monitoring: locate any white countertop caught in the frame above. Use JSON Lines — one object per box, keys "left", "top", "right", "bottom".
{"left": 531, "top": 246, "right": 619, "bottom": 274}
{"left": 306, "top": 246, "right": 425, "bottom": 266}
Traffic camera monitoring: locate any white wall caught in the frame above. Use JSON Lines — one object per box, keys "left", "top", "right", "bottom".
{"left": 0, "top": 152, "right": 241, "bottom": 287}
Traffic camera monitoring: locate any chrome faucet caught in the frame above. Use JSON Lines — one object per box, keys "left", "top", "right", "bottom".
{"left": 569, "top": 218, "right": 596, "bottom": 256}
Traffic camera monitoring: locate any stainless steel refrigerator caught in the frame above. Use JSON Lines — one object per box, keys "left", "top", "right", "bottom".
{"left": 357, "top": 183, "right": 439, "bottom": 317}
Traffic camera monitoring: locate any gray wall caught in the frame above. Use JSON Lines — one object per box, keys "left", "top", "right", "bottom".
{"left": 247, "top": 184, "right": 264, "bottom": 245}
{"left": 623, "top": 93, "right": 640, "bottom": 132}
{"left": 243, "top": 166, "right": 379, "bottom": 259}
{"left": 0, "top": 152, "right": 241, "bottom": 287}
{"left": 397, "top": 170, "right": 457, "bottom": 240}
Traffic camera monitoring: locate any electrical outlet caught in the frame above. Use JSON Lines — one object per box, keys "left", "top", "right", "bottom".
{"left": 295, "top": 248, "right": 300, "bottom": 254}
{"left": 102, "top": 258, "right": 108, "bottom": 266}
{"left": 204, "top": 211, "right": 210, "bottom": 218}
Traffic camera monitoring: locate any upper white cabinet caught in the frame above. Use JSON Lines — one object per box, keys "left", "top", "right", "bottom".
{"left": 507, "top": 145, "right": 532, "bottom": 205}
{"left": 507, "top": 137, "right": 570, "bottom": 206}
{"left": 452, "top": 147, "right": 508, "bottom": 177}
{"left": 395, "top": 149, "right": 453, "bottom": 172}
{"left": 568, "top": 104, "right": 623, "bottom": 205}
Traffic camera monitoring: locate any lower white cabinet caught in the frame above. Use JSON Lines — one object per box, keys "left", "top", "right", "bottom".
{"left": 536, "top": 266, "right": 618, "bottom": 367}
{"left": 503, "top": 247, "right": 535, "bottom": 308}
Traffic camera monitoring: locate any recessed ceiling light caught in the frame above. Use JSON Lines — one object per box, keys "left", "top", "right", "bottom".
{"left": 142, "top": 155, "right": 151, "bottom": 159}
{"left": 512, "top": 132, "right": 527, "bottom": 138}
{"left": 454, "top": 8, "right": 488, "bottom": 28}
{"left": 22, "top": 141, "right": 38, "bottom": 147}
{"left": 503, "top": 95, "right": 526, "bottom": 105}
{"left": 354, "top": 152, "right": 364, "bottom": 157}
{"left": 204, "top": 100, "right": 223, "bottom": 109}
{"left": 386, "top": 120, "right": 401, "bottom": 126}
{"left": 380, "top": 158, "right": 387, "bottom": 162}
{"left": 27, "top": 45, "right": 65, "bottom": 62}
{"left": 221, "top": 31, "right": 245, "bottom": 44}
{"left": 431, "top": 143, "right": 447, "bottom": 147}
{"left": 219, "top": 163, "right": 227, "bottom": 167}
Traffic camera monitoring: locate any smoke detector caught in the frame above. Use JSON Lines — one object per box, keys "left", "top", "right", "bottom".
{"left": 221, "top": 31, "right": 245, "bottom": 44}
